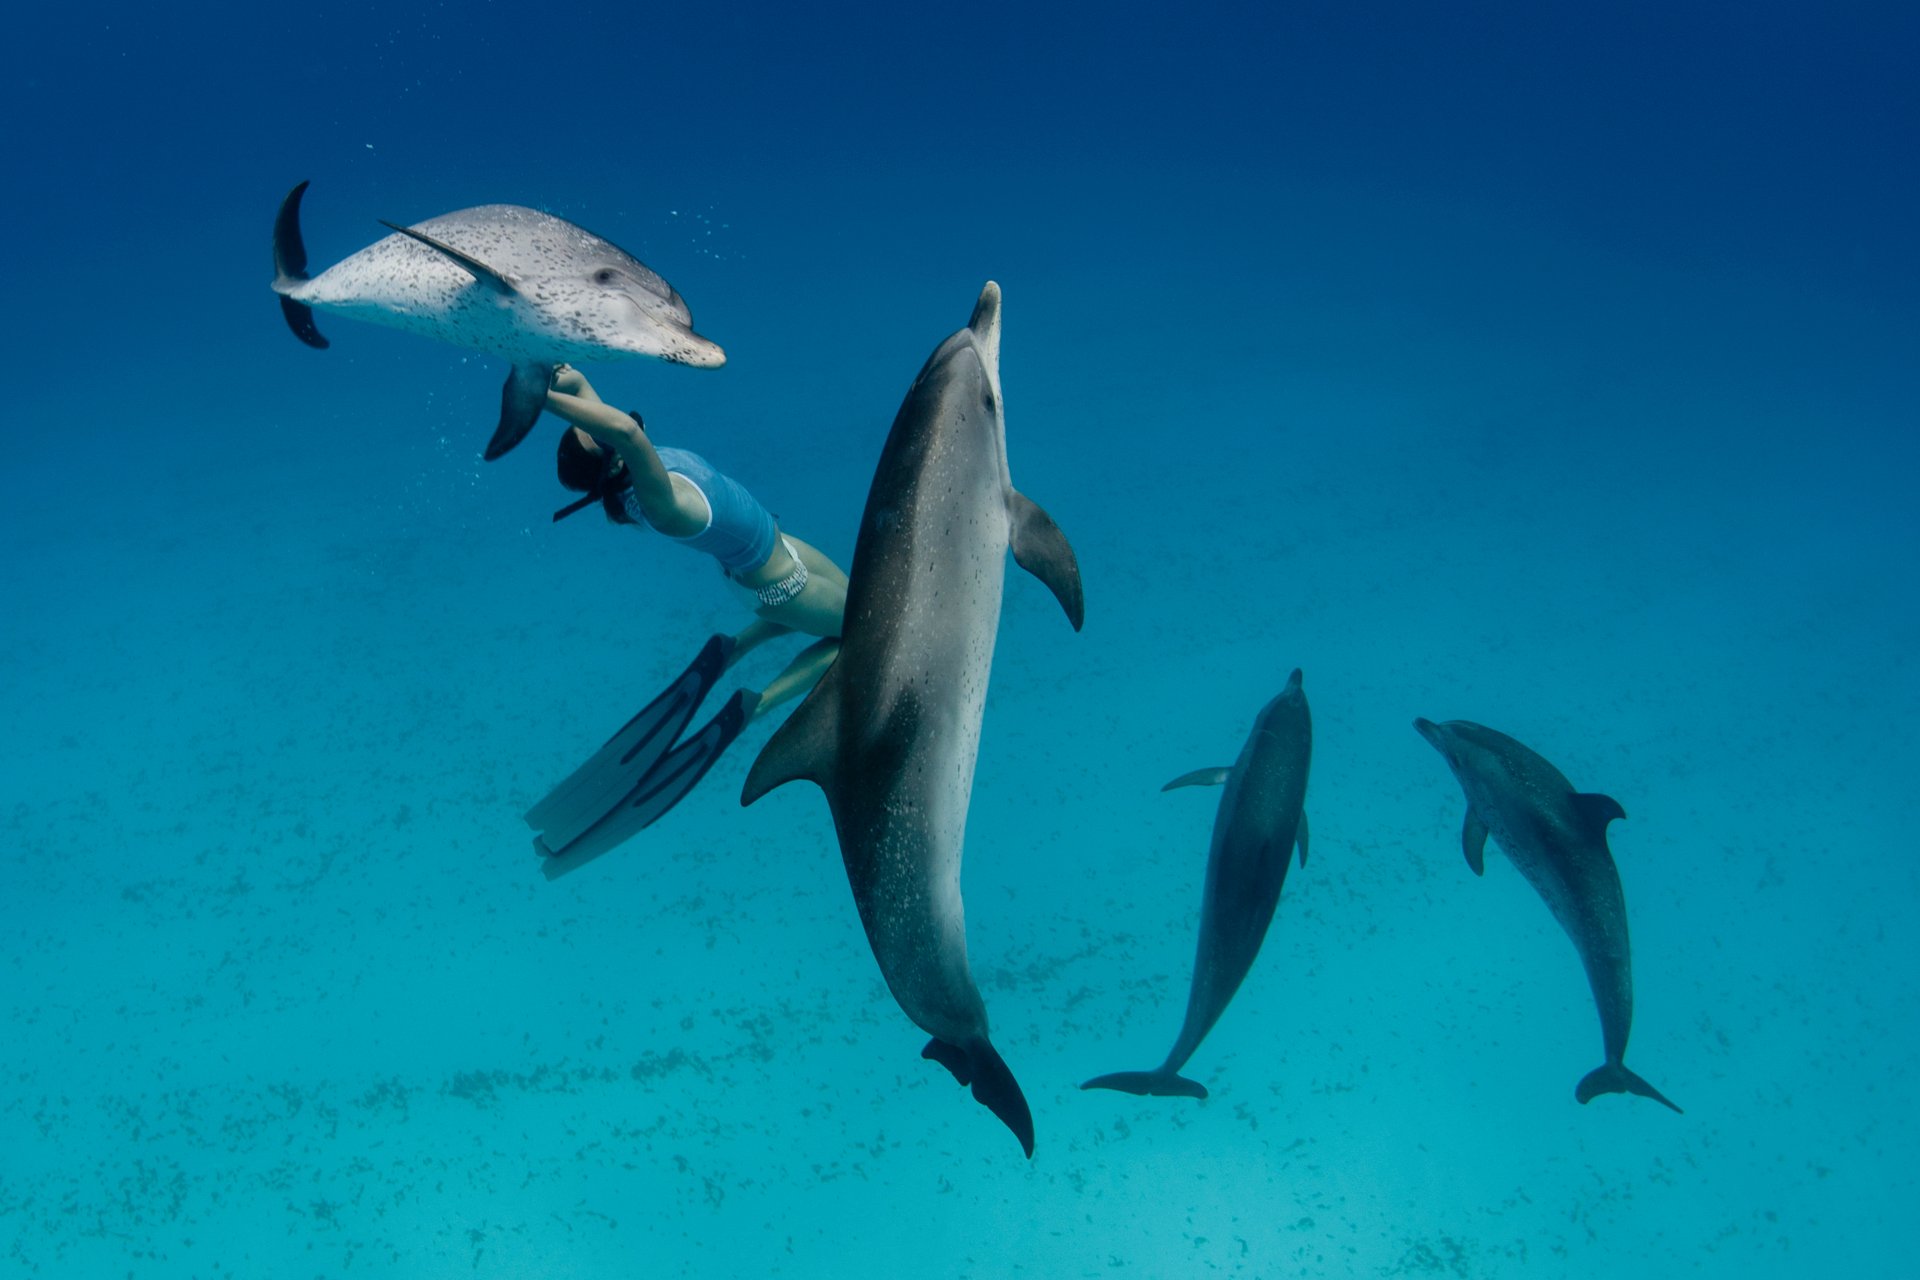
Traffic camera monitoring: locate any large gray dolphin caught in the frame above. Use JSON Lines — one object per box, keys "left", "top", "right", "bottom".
{"left": 1413, "top": 718, "right": 1681, "bottom": 1113}
{"left": 741, "top": 282, "right": 1083, "bottom": 1158}
{"left": 1083, "top": 670, "right": 1312, "bottom": 1100}
{"left": 270, "top": 181, "right": 723, "bottom": 461}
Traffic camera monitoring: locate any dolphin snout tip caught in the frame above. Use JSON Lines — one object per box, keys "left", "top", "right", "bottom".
{"left": 1412, "top": 717, "right": 1440, "bottom": 743}
{"left": 679, "top": 341, "right": 727, "bottom": 369}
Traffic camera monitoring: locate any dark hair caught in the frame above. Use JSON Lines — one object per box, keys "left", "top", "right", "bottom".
{"left": 556, "top": 427, "right": 605, "bottom": 492}
{"left": 552, "top": 428, "right": 633, "bottom": 523}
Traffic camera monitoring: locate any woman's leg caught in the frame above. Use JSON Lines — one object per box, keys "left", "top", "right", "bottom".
{"left": 752, "top": 638, "right": 841, "bottom": 718}
{"left": 755, "top": 535, "right": 848, "bottom": 639}
{"left": 726, "top": 617, "right": 794, "bottom": 671}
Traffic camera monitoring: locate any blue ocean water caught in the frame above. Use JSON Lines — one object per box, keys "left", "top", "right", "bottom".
{"left": 3, "top": 1, "right": 1915, "bottom": 1274}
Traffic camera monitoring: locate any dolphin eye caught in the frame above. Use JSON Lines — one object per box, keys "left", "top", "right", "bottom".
{"left": 593, "top": 268, "right": 619, "bottom": 285}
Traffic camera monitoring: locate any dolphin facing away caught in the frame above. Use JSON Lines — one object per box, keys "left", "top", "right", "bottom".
{"left": 1083, "top": 670, "right": 1312, "bottom": 1100}
{"left": 270, "top": 181, "right": 724, "bottom": 461}
{"left": 742, "top": 282, "right": 1083, "bottom": 1158}
{"left": 1413, "top": 718, "right": 1681, "bottom": 1113}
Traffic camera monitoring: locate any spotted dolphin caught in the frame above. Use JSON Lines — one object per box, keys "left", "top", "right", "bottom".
{"left": 1413, "top": 717, "right": 1681, "bottom": 1113}
{"left": 269, "top": 181, "right": 723, "bottom": 460}
{"left": 741, "top": 282, "right": 1083, "bottom": 1158}
{"left": 1083, "top": 670, "right": 1312, "bottom": 1100}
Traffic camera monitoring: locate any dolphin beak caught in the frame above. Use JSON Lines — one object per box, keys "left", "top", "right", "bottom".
{"left": 679, "top": 333, "right": 727, "bottom": 367}
{"left": 1412, "top": 717, "right": 1443, "bottom": 748}
{"left": 968, "top": 281, "right": 1002, "bottom": 371}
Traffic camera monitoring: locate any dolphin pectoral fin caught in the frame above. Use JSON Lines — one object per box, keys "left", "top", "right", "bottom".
{"left": 485, "top": 362, "right": 553, "bottom": 461}
{"left": 924, "top": 1037, "right": 1034, "bottom": 1158}
{"left": 378, "top": 220, "right": 519, "bottom": 295}
{"left": 1576, "top": 1061, "right": 1682, "bottom": 1114}
{"left": 1006, "top": 490, "right": 1085, "bottom": 631}
{"left": 1296, "top": 810, "right": 1310, "bottom": 868}
{"left": 1162, "top": 767, "right": 1231, "bottom": 792}
{"left": 1463, "top": 810, "right": 1488, "bottom": 876}
{"left": 1573, "top": 792, "right": 1627, "bottom": 831}
{"left": 741, "top": 664, "right": 844, "bottom": 806}
{"left": 1080, "top": 1069, "right": 1208, "bottom": 1100}
{"left": 272, "top": 181, "right": 329, "bottom": 349}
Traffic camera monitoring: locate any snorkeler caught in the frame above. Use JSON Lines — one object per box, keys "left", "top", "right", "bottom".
{"left": 525, "top": 364, "right": 847, "bottom": 876}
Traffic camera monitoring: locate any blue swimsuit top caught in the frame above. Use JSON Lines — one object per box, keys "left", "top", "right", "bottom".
{"left": 619, "top": 446, "right": 777, "bottom": 576}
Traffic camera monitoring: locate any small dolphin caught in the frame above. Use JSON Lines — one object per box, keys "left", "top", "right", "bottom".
{"left": 1083, "top": 670, "right": 1312, "bottom": 1100}
{"left": 742, "top": 282, "right": 1083, "bottom": 1158}
{"left": 270, "top": 181, "right": 724, "bottom": 460}
{"left": 1413, "top": 717, "right": 1681, "bottom": 1113}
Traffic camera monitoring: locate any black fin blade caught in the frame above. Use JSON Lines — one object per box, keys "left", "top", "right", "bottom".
{"left": 525, "top": 634, "right": 734, "bottom": 845}
{"left": 538, "top": 689, "right": 756, "bottom": 880}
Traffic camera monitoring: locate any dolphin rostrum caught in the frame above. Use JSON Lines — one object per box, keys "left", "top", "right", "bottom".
{"left": 1083, "top": 670, "right": 1312, "bottom": 1100}
{"left": 270, "top": 181, "right": 724, "bottom": 460}
{"left": 1413, "top": 717, "right": 1681, "bottom": 1113}
{"left": 741, "top": 282, "right": 1083, "bottom": 1158}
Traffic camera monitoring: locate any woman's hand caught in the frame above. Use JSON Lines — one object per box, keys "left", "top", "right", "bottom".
{"left": 550, "top": 363, "right": 591, "bottom": 396}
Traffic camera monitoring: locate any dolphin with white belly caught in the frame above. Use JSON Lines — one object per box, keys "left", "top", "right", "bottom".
{"left": 1414, "top": 717, "right": 1681, "bottom": 1113}
{"left": 270, "top": 181, "right": 723, "bottom": 460}
{"left": 742, "top": 282, "right": 1083, "bottom": 1158}
{"left": 1083, "top": 670, "right": 1312, "bottom": 1100}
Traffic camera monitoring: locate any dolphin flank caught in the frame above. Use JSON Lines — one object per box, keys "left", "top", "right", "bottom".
{"left": 1413, "top": 717, "right": 1681, "bottom": 1114}
{"left": 742, "top": 282, "right": 1083, "bottom": 1158}
{"left": 270, "top": 181, "right": 723, "bottom": 461}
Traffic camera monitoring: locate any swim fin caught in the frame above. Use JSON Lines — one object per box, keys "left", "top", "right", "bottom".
{"left": 538, "top": 688, "right": 760, "bottom": 880}
{"left": 525, "top": 634, "right": 734, "bottom": 854}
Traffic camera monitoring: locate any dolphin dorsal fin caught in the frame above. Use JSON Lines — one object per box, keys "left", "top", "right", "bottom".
{"left": 1006, "top": 490, "right": 1085, "bottom": 631}
{"left": 379, "top": 220, "right": 519, "bottom": 295}
{"left": 1572, "top": 792, "right": 1626, "bottom": 831}
{"left": 1296, "top": 810, "right": 1310, "bottom": 867}
{"left": 741, "top": 667, "right": 843, "bottom": 806}
{"left": 1162, "top": 767, "right": 1231, "bottom": 792}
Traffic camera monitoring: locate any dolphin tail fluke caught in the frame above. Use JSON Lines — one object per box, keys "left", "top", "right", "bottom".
{"left": 1576, "top": 1062, "right": 1682, "bottom": 1114}
{"left": 1079, "top": 1069, "right": 1209, "bottom": 1100}
{"left": 1006, "top": 490, "right": 1085, "bottom": 630}
{"left": 272, "top": 180, "right": 329, "bottom": 349}
{"left": 922, "top": 1037, "right": 1035, "bottom": 1158}
{"left": 486, "top": 362, "right": 554, "bottom": 461}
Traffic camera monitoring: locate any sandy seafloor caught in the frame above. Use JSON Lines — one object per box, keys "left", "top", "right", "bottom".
{"left": 2, "top": 4, "right": 1916, "bottom": 1277}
